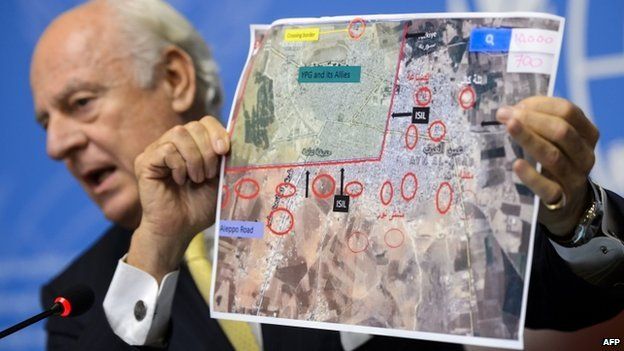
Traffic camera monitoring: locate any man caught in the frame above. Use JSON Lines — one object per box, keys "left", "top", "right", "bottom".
{"left": 30, "top": 0, "right": 624, "bottom": 350}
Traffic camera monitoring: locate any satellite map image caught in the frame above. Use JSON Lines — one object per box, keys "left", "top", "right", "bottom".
{"left": 211, "top": 13, "right": 564, "bottom": 349}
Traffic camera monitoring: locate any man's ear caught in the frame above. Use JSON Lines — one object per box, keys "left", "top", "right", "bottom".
{"left": 161, "top": 46, "right": 196, "bottom": 114}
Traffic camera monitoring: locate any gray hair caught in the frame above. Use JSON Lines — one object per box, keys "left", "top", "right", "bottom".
{"left": 105, "top": 0, "right": 222, "bottom": 117}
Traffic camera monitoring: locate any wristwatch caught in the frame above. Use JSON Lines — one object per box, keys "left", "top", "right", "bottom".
{"left": 550, "top": 181, "right": 604, "bottom": 248}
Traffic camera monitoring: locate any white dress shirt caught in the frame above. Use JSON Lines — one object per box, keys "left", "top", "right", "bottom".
{"left": 103, "top": 187, "right": 624, "bottom": 348}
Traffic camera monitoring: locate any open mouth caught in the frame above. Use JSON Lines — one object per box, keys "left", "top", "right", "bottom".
{"left": 84, "top": 166, "right": 117, "bottom": 188}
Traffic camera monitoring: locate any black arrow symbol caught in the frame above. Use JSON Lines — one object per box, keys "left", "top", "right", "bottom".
{"left": 391, "top": 111, "right": 412, "bottom": 118}
{"left": 481, "top": 121, "right": 502, "bottom": 126}
{"left": 340, "top": 168, "right": 345, "bottom": 195}
{"left": 305, "top": 171, "right": 310, "bottom": 198}
{"left": 406, "top": 32, "right": 426, "bottom": 39}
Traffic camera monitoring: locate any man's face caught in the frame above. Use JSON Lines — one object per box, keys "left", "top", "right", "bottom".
{"left": 30, "top": 6, "right": 185, "bottom": 229}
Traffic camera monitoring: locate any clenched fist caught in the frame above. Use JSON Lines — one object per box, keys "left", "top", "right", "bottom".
{"left": 127, "top": 116, "right": 230, "bottom": 282}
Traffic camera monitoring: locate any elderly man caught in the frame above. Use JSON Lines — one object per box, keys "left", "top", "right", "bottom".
{"left": 30, "top": 0, "right": 624, "bottom": 350}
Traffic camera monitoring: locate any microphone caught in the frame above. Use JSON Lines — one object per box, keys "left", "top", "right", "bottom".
{"left": 0, "top": 285, "right": 94, "bottom": 339}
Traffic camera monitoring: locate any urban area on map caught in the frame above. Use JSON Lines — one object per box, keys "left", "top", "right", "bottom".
{"left": 211, "top": 13, "right": 564, "bottom": 348}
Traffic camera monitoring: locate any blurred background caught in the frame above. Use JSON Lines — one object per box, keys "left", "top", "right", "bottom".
{"left": 0, "top": 0, "right": 622, "bottom": 350}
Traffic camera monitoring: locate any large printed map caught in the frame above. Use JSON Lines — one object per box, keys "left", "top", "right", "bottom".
{"left": 212, "top": 13, "right": 564, "bottom": 349}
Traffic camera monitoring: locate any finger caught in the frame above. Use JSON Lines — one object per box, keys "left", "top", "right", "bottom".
{"left": 139, "top": 142, "right": 187, "bottom": 185}
{"left": 163, "top": 144, "right": 188, "bottom": 185}
{"left": 499, "top": 110, "right": 573, "bottom": 183}
{"left": 199, "top": 116, "right": 230, "bottom": 155}
{"left": 502, "top": 106, "right": 595, "bottom": 174}
{"left": 513, "top": 159, "right": 563, "bottom": 204}
{"left": 162, "top": 125, "right": 205, "bottom": 183}
{"left": 185, "top": 121, "right": 218, "bottom": 180}
{"left": 199, "top": 116, "right": 230, "bottom": 178}
{"left": 515, "top": 96, "right": 599, "bottom": 146}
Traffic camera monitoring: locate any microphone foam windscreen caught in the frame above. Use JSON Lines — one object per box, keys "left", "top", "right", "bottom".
{"left": 59, "top": 285, "right": 94, "bottom": 317}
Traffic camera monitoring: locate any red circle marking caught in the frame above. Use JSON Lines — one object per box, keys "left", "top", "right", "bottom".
{"left": 458, "top": 86, "right": 476, "bottom": 110}
{"left": 436, "top": 181, "right": 454, "bottom": 215}
{"left": 384, "top": 228, "right": 405, "bottom": 249}
{"left": 414, "top": 86, "right": 432, "bottom": 107}
{"left": 400, "top": 172, "right": 418, "bottom": 201}
{"left": 427, "top": 120, "right": 447, "bottom": 143}
{"left": 267, "top": 207, "right": 294, "bottom": 236}
{"left": 344, "top": 181, "right": 364, "bottom": 198}
{"left": 312, "top": 174, "right": 336, "bottom": 199}
{"left": 404, "top": 124, "right": 419, "bottom": 150}
{"left": 234, "top": 178, "right": 260, "bottom": 199}
{"left": 379, "top": 180, "right": 394, "bottom": 206}
{"left": 347, "top": 17, "right": 366, "bottom": 40}
{"left": 347, "top": 231, "right": 369, "bottom": 253}
{"left": 275, "top": 182, "right": 297, "bottom": 198}
{"left": 221, "top": 185, "right": 230, "bottom": 209}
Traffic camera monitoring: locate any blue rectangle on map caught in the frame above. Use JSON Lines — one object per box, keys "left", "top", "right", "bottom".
{"left": 219, "top": 220, "right": 264, "bottom": 238}
{"left": 469, "top": 28, "right": 511, "bottom": 52}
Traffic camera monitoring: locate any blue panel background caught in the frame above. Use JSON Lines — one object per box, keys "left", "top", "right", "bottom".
{"left": 0, "top": 1, "right": 622, "bottom": 349}
{"left": 586, "top": 1, "right": 623, "bottom": 57}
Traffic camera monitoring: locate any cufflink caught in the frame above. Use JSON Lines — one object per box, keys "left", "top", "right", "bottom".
{"left": 134, "top": 300, "right": 147, "bottom": 321}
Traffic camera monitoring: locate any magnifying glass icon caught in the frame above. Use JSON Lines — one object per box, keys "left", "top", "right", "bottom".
{"left": 485, "top": 33, "right": 495, "bottom": 46}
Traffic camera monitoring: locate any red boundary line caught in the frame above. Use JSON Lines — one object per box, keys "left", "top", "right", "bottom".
{"left": 224, "top": 22, "right": 410, "bottom": 174}
{"left": 376, "top": 22, "right": 409, "bottom": 162}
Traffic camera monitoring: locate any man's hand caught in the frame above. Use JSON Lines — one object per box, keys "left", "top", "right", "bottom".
{"left": 127, "top": 116, "right": 229, "bottom": 282}
{"left": 496, "top": 96, "right": 599, "bottom": 237}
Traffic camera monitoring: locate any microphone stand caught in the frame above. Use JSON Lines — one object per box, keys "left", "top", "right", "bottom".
{"left": 0, "top": 303, "right": 62, "bottom": 339}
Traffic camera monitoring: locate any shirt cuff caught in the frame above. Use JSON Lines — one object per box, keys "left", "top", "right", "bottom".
{"left": 549, "top": 182, "right": 624, "bottom": 287}
{"left": 550, "top": 236, "right": 624, "bottom": 287}
{"left": 103, "top": 255, "right": 179, "bottom": 346}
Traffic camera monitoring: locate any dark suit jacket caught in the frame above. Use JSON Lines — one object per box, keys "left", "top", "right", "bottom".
{"left": 41, "top": 190, "right": 624, "bottom": 350}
